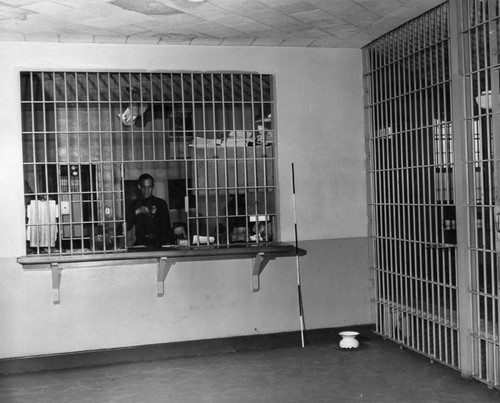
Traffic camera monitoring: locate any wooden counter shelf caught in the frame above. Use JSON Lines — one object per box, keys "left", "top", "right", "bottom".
{"left": 17, "top": 243, "right": 306, "bottom": 304}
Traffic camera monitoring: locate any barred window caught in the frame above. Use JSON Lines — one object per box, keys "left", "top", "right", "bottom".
{"left": 21, "top": 72, "right": 276, "bottom": 256}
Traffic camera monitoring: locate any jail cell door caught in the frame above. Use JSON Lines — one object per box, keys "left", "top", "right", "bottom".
{"left": 366, "top": 0, "right": 500, "bottom": 387}
{"left": 369, "top": 120, "right": 460, "bottom": 369}
{"left": 461, "top": 0, "right": 500, "bottom": 386}
{"left": 466, "top": 87, "right": 500, "bottom": 386}
{"left": 366, "top": 3, "right": 461, "bottom": 370}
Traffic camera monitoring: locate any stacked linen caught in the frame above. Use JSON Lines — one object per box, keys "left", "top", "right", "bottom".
{"left": 26, "top": 199, "right": 59, "bottom": 247}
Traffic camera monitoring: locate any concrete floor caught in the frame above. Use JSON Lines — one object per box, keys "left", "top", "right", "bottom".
{"left": 1, "top": 334, "right": 499, "bottom": 403}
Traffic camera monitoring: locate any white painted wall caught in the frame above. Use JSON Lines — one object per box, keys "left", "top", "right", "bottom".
{"left": 0, "top": 42, "right": 369, "bottom": 359}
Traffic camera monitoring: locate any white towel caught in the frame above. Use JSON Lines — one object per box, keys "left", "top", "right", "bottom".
{"left": 26, "top": 200, "right": 59, "bottom": 247}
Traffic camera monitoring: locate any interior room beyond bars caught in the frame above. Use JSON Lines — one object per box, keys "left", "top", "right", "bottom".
{"left": 21, "top": 72, "right": 276, "bottom": 255}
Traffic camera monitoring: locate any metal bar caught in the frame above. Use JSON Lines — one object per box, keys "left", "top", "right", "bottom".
{"left": 451, "top": 0, "right": 477, "bottom": 379}
{"left": 220, "top": 73, "right": 230, "bottom": 245}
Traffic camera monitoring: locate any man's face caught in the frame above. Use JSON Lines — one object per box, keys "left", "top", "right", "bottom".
{"left": 138, "top": 178, "right": 154, "bottom": 199}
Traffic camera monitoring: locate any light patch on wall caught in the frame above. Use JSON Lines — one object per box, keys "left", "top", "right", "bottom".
{"left": 0, "top": 7, "right": 37, "bottom": 21}
{"left": 109, "top": 0, "right": 184, "bottom": 16}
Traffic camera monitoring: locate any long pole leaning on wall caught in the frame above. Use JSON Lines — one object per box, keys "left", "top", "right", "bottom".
{"left": 292, "top": 163, "right": 306, "bottom": 348}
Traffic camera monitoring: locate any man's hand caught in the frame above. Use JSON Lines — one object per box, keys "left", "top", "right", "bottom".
{"left": 135, "top": 206, "right": 150, "bottom": 215}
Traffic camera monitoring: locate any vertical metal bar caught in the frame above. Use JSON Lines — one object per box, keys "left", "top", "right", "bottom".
{"left": 50, "top": 73, "right": 62, "bottom": 255}
{"left": 195, "top": 74, "right": 209, "bottom": 241}
{"left": 63, "top": 73, "right": 74, "bottom": 252}
{"left": 488, "top": 0, "right": 500, "bottom": 387}
{"left": 397, "top": 39, "right": 409, "bottom": 344}
{"left": 114, "top": 73, "right": 126, "bottom": 249}
{"left": 382, "top": 38, "right": 394, "bottom": 335}
{"left": 450, "top": 0, "right": 474, "bottom": 377}
{"left": 201, "top": 74, "right": 210, "bottom": 240}
{"left": 364, "top": 46, "right": 376, "bottom": 322}
{"left": 77, "top": 73, "right": 85, "bottom": 250}
{"left": 156, "top": 73, "right": 163, "bottom": 159}
{"left": 97, "top": 73, "right": 103, "bottom": 250}
{"left": 258, "top": 75, "right": 270, "bottom": 242}
{"left": 147, "top": 73, "right": 155, "bottom": 160}
{"left": 436, "top": 18, "right": 444, "bottom": 361}
{"left": 86, "top": 73, "right": 96, "bottom": 251}
{"left": 104, "top": 73, "right": 118, "bottom": 251}
{"left": 41, "top": 72, "right": 50, "bottom": 255}
{"left": 220, "top": 74, "right": 230, "bottom": 245}
{"left": 208, "top": 74, "right": 218, "bottom": 244}
{"left": 412, "top": 39, "right": 423, "bottom": 353}
{"left": 158, "top": 73, "right": 165, "bottom": 161}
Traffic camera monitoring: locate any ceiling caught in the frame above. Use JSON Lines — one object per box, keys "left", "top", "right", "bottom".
{"left": 0, "top": 0, "right": 445, "bottom": 48}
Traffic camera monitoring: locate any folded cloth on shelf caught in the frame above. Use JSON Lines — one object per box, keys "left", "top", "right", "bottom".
{"left": 26, "top": 199, "right": 59, "bottom": 247}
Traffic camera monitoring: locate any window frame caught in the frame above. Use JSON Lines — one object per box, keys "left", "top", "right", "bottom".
{"left": 20, "top": 70, "right": 278, "bottom": 258}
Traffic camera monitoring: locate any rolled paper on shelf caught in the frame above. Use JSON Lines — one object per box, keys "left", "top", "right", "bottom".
{"left": 192, "top": 235, "right": 215, "bottom": 245}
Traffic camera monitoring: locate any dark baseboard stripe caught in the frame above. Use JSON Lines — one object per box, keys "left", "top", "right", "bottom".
{"left": 0, "top": 324, "right": 375, "bottom": 376}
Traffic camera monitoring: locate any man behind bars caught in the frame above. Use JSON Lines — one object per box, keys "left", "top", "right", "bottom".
{"left": 126, "top": 173, "right": 173, "bottom": 247}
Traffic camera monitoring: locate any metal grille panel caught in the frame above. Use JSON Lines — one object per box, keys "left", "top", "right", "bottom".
{"left": 364, "top": 3, "right": 459, "bottom": 369}
{"left": 461, "top": 0, "right": 500, "bottom": 387}
{"left": 21, "top": 72, "right": 276, "bottom": 255}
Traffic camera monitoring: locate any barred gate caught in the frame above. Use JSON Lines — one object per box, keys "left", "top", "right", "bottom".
{"left": 364, "top": 0, "right": 500, "bottom": 388}
{"left": 364, "top": 2, "right": 459, "bottom": 369}
{"left": 461, "top": 0, "right": 500, "bottom": 387}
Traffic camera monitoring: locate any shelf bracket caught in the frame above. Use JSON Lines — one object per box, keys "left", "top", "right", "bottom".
{"left": 252, "top": 252, "right": 274, "bottom": 292}
{"left": 157, "top": 257, "right": 175, "bottom": 297}
{"left": 51, "top": 262, "right": 61, "bottom": 304}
